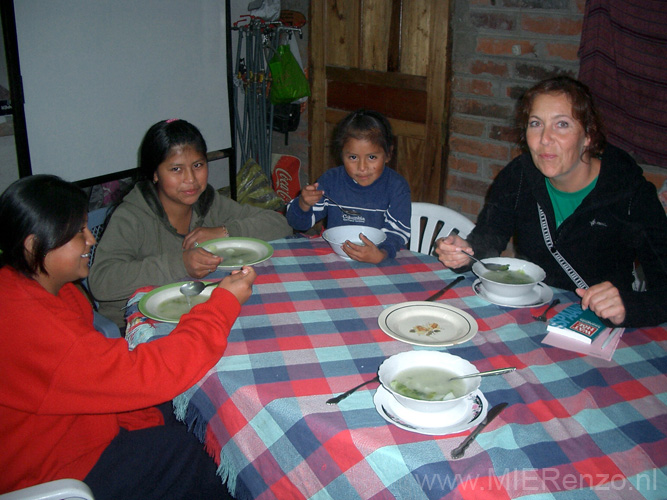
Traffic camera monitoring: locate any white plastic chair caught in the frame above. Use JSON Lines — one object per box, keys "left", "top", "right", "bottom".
{"left": 409, "top": 202, "right": 475, "bottom": 255}
{"left": 0, "top": 479, "right": 94, "bottom": 500}
{"left": 632, "top": 262, "right": 646, "bottom": 292}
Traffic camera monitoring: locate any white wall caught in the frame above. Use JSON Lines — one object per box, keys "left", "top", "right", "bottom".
{"left": 15, "top": 1, "right": 231, "bottom": 184}
{"left": 1, "top": 0, "right": 296, "bottom": 194}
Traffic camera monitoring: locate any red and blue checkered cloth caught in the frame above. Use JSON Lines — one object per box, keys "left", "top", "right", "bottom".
{"left": 126, "top": 237, "right": 667, "bottom": 499}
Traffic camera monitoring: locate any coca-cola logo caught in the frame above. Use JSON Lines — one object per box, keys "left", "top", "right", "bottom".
{"left": 273, "top": 167, "right": 295, "bottom": 202}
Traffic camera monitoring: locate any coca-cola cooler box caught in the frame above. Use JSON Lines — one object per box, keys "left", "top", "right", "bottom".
{"left": 271, "top": 154, "right": 302, "bottom": 204}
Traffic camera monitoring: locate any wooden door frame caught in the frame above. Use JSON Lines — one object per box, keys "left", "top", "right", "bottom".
{"left": 308, "top": 0, "right": 453, "bottom": 204}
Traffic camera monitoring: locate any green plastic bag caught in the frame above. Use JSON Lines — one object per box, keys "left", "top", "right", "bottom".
{"left": 218, "top": 158, "right": 284, "bottom": 211}
{"left": 269, "top": 44, "right": 310, "bottom": 104}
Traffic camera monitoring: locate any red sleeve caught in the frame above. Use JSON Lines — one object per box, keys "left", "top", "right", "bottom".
{"left": 1, "top": 273, "right": 240, "bottom": 416}
{"left": 41, "top": 286, "right": 241, "bottom": 414}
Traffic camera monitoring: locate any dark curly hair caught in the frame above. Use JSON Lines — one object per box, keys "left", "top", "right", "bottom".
{"left": 516, "top": 76, "right": 606, "bottom": 158}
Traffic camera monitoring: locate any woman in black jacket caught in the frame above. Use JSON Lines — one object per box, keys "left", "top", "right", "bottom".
{"left": 436, "top": 76, "right": 667, "bottom": 328}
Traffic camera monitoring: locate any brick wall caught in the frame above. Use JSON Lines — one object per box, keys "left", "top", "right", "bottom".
{"left": 445, "top": 0, "right": 584, "bottom": 221}
{"left": 445, "top": 0, "right": 666, "bottom": 221}
{"left": 283, "top": 1, "right": 666, "bottom": 215}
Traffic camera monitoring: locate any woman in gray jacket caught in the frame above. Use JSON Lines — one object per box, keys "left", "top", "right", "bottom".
{"left": 89, "top": 119, "right": 292, "bottom": 329}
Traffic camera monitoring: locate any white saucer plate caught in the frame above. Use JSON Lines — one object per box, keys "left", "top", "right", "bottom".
{"left": 138, "top": 282, "right": 215, "bottom": 323}
{"left": 374, "top": 385, "right": 488, "bottom": 435}
{"left": 473, "top": 279, "right": 553, "bottom": 308}
{"left": 199, "top": 237, "right": 273, "bottom": 269}
{"left": 378, "top": 301, "right": 478, "bottom": 347}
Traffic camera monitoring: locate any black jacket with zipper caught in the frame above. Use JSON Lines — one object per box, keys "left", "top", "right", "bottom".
{"left": 462, "top": 144, "right": 667, "bottom": 328}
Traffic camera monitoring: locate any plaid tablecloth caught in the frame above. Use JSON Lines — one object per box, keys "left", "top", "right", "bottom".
{"left": 125, "top": 237, "right": 667, "bottom": 500}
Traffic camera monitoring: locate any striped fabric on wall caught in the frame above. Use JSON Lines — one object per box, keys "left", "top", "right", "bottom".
{"left": 578, "top": 0, "right": 667, "bottom": 168}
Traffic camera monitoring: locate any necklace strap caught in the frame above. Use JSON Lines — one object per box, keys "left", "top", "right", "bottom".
{"left": 538, "top": 203, "right": 589, "bottom": 290}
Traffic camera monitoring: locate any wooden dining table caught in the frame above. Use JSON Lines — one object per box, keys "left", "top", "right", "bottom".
{"left": 124, "top": 236, "right": 667, "bottom": 500}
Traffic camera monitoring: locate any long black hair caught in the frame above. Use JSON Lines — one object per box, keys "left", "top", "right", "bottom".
{"left": 0, "top": 175, "right": 88, "bottom": 276}
{"left": 137, "top": 119, "right": 208, "bottom": 181}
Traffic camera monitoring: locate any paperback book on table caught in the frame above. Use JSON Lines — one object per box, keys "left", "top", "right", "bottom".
{"left": 542, "top": 303, "right": 624, "bottom": 361}
{"left": 546, "top": 304, "right": 607, "bottom": 344}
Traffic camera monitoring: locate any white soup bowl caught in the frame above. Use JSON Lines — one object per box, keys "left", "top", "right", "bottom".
{"left": 472, "top": 257, "right": 545, "bottom": 299}
{"left": 322, "top": 225, "right": 386, "bottom": 259}
{"left": 378, "top": 350, "right": 480, "bottom": 415}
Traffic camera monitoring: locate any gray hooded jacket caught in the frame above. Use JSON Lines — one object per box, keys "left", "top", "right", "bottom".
{"left": 88, "top": 182, "right": 292, "bottom": 327}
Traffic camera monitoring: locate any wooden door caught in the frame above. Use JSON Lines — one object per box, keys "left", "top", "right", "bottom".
{"left": 309, "top": 0, "right": 452, "bottom": 204}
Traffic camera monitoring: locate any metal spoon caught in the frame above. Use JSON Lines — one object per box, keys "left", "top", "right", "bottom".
{"left": 448, "top": 367, "right": 516, "bottom": 381}
{"left": 323, "top": 195, "right": 360, "bottom": 216}
{"left": 447, "top": 228, "right": 509, "bottom": 272}
{"left": 179, "top": 281, "right": 217, "bottom": 307}
{"left": 460, "top": 249, "right": 509, "bottom": 272}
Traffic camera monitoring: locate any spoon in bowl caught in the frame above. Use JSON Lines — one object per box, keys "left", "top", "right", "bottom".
{"left": 448, "top": 367, "right": 516, "bottom": 381}
{"left": 179, "top": 281, "right": 216, "bottom": 306}
{"left": 447, "top": 228, "right": 509, "bottom": 272}
{"left": 460, "top": 249, "right": 509, "bottom": 272}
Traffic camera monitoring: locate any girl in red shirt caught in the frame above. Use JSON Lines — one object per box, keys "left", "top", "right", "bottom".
{"left": 0, "top": 175, "right": 255, "bottom": 499}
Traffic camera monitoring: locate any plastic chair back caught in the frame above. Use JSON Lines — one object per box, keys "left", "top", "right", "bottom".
{"left": 409, "top": 202, "right": 475, "bottom": 255}
{"left": 0, "top": 478, "right": 95, "bottom": 500}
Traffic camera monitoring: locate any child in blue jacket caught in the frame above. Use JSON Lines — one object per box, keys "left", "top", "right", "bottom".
{"left": 287, "top": 109, "right": 411, "bottom": 263}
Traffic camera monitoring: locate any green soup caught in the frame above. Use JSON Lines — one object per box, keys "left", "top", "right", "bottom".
{"left": 206, "top": 246, "right": 259, "bottom": 266}
{"left": 156, "top": 295, "right": 210, "bottom": 320}
{"left": 484, "top": 269, "right": 534, "bottom": 284}
{"left": 390, "top": 366, "right": 467, "bottom": 401}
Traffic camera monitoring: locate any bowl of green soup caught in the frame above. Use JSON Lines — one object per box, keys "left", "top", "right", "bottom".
{"left": 378, "top": 351, "right": 481, "bottom": 414}
{"left": 472, "top": 257, "right": 545, "bottom": 299}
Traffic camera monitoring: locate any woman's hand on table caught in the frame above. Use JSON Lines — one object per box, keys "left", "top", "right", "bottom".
{"left": 435, "top": 234, "right": 473, "bottom": 268}
{"left": 576, "top": 282, "right": 626, "bottom": 325}
{"left": 343, "top": 233, "right": 387, "bottom": 264}
{"left": 218, "top": 266, "right": 256, "bottom": 305}
{"left": 298, "top": 182, "right": 324, "bottom": 212}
